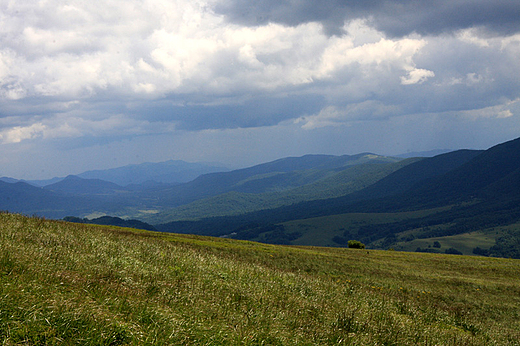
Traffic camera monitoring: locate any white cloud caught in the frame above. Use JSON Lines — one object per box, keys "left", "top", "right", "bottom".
{"left": 459, "top": 100, "right": 518, "bottom": 120}
{"left": 0, "top": 50, "right": 28, "bottom": 100}
{"left": 1, "top": 0, "right": 520, "bottom": 180}
{"left": 0, "top": 112, "right": 173, "bottom": 145}
{"left": 400, "top": 68, "right": 435, "bottom": 85}
{"left": 295, "top": 106, "right": 347, "bottom": 130}
{"left": 0, "top": 3, "right": 433, "bottom": 103}
{"left": 295, "top": 101, "right": 403, "bottom": 129}
{"left": 0, "top": 123, "right": 46, "bottom": 144}
{"left": 457, "top": 28, "right": 491, "bottom": 48}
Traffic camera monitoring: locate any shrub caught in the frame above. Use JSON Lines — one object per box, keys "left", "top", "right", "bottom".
{"left": 348, "top": 240, "right": 365, "bottom": 249}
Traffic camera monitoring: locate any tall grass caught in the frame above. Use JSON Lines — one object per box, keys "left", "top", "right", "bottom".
{"left": 1, "top": 212, "right": 519, "bottom": 345}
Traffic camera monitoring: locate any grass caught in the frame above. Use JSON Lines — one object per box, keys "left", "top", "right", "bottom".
{"left": 282, "top": 208, "right": 449, "bottom": 247}
{"left": 394, "top": 231, "right": 497, "bottom": 255}
{"left": 1, "top": 212, "right": 520, "bottom": 345}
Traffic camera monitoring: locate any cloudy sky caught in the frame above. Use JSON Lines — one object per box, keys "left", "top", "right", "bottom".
{"left": 1, "top": 0, "right": 520, "bottom": 179}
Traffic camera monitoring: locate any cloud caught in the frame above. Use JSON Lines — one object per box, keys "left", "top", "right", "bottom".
{"left": 0, "top": 0, "right": 519, "bottom": 179}
{"left": 0, "top": 6, "right": 437, "bottom": 132}
{"left": 400, "top": 68, "right": 435, "bottom": 85}
{"left": 0, "top": 123, "right": 46, "bottom": 144}
{"left": 214, "top": 0, "right": 520, "bottom": 37}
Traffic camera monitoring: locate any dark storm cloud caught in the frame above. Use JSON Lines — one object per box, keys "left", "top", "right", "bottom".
{"left": 2, "top": 0, "right": 520, "bottom": 179}
{"left": 132, "top": 94, "right": 326, "bottom": 131}
{"left": 214, "top": 0, "right": 520, "bottom": 37}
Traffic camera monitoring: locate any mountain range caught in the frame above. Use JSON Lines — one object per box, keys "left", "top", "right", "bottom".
{"left": 153, "top": 137, "right": 520, "bottom": 258}
{"left": 2, "top": 137, "right": 520, "bottom": 258}
{"left": 0, "top": 160, "right": 228, "bottom": 187}
{"left": 0, "top": 153, "right": 402, "bottom": 219}
{"left": 76, "top": 160, "right": 229, "bottom": 185}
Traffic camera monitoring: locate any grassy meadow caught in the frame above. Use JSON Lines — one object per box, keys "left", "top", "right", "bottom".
{"left": 1, "top": 212, "right": 520, "bottom": 345}
{"left": 282, "top": 208, "right": 450, "bottom": 248}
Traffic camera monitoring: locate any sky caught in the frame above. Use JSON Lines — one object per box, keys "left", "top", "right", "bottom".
{"left": 1, "top": 0, "right": 520, "bottom": 179}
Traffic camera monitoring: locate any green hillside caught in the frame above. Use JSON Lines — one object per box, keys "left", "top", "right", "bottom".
{"left": 153, "top": 138, "right": 520, "bottom": 259}
{"left": 140, "top": 153, "right": 402, "bottom": 212}
{"left": 0, "top": 153, "right": 402, "bottom": 220}
{"left": 142, "top": 158, "right": 417, "bottom": 223}
{"left": 276, "top": 208, "right": 516, "bottom": 256}
{"left": 1, "top": 212, "right": 519, "bottom": 345}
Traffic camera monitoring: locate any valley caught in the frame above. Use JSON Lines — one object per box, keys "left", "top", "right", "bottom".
{"left": 2, "top": 137, "right": 520, "bottom": 259}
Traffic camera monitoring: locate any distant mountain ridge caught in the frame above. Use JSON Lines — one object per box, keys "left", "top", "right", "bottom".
{"left": 135, "top": 153, "right": 402, "bottom": 209}
{"left": 3, "top": 137, "right": 520, "bottom": 258}
{"left": 44, "top": 175, "right": 126, "bottom": 195}
{"left": 144, "top": 156, "right": 416, "bottom": 223}
{"left": 1, "top": 160, "right": 229, "bottom": 187}
{"left": 152, "top": 137, "right": 520, "bottom": 258}
{"left": 0, "top": 150, "right": 452, "bottom": 188}
{"left": 413, "top": 137, "right": 520, "bottom": 202}
{"left": 77, "top": 160, "right": 229, "bottom": 186}
{"left": 154, "top": 148, "right": 484, "bottom": 234}
{"left": 0, "top": 152, "right": 403, "bottom": 219}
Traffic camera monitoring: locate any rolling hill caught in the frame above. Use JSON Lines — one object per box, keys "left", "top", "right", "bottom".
{"left": 0, "top": 153, "right": 405, "bottom": 219}
{"left": 0, "top": 180, "right": 71, "bottom": 211}
{"left": 1, "top": 212, "right": 519, "bottom": 344}
{"left": 142, "top": 156, "right": 417, "bottom": 223}
{"left": 77, "top": 159, "right": 229, "bottom": 185}
{"left": 154, "top": 137, "right": 520, "bottom": 258}
{"left": 154, "top": 148, "right": 485, "bottom": 234}
{"left": 139, "top": 153, "right": 403, "bottom": 208}
{"left": 44, "top": 175, "right": 126, "bottom": 195}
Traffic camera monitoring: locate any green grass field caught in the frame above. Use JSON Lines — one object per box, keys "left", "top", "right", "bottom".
{"left": 394, "top": 231, "right": 497, "bottom": 255}
{"left": 1, "top": 212, "right": 519, "bottom": 345}
{"left": 282, "top": 208, "right": 450, "bottom": 247}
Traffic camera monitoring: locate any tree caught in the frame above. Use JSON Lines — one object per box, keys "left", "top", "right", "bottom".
{"left": 348, "top": 240, "right": 365, "bottom": 249}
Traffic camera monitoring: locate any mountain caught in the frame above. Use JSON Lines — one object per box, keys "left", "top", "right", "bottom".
{"left": 141, "top": 153, "right": 403, "bottom": 209}
{"left": 0, "top": 177, "right": 139, "bottom": 218}
{"left": 395, "top": 149, "right": 453, "bottom": 158}
{"left": 345, "top": 149, "right": 484, "bottom": 203}
{"left": 1, "top": 176, "right": 67, "bottom": 187}
{"left": 155, "top": 149, "right": 481, "bottom": 231}
{"left": 0, "top": 181, "right": 58, "bottom": 212}
{"left": 144, "top": 157, "right": 417, "bottom": 223}
{"left": 0, "top": 177, "right": 20, "bottom": 184}
{"left": 0, "top": 180, "right": 91, "bottom": 218}
{"left": 77, "top": 160, "right": 229, "bottom": 185}
{"left": 154, "top": 137, "right": 520, "bottom": 256}
{"left": 44, "top": 175, "right": 126, "bottom": 195}
{"left": 408, "top": 137, "right": 520, "bottom": 202}
{"left": 0, "top": 153, "right": 404, "bottom": 220}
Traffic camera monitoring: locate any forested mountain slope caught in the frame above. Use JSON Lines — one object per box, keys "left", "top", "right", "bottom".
{"left": 143, "top": 157, "right": 417, "bottom": 223}
{"left": 155, "top": 137, "right": 520, "bottom": 258}
{"left": 0, "top": 153, "right": 402, "bottom": 219}
{"left": 155, "top": 148, "right": 485, "bottom": 234}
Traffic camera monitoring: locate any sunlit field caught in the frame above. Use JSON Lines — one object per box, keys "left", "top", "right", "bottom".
{"left": 1, "top": 212, "right": 519, "bottom": 345}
